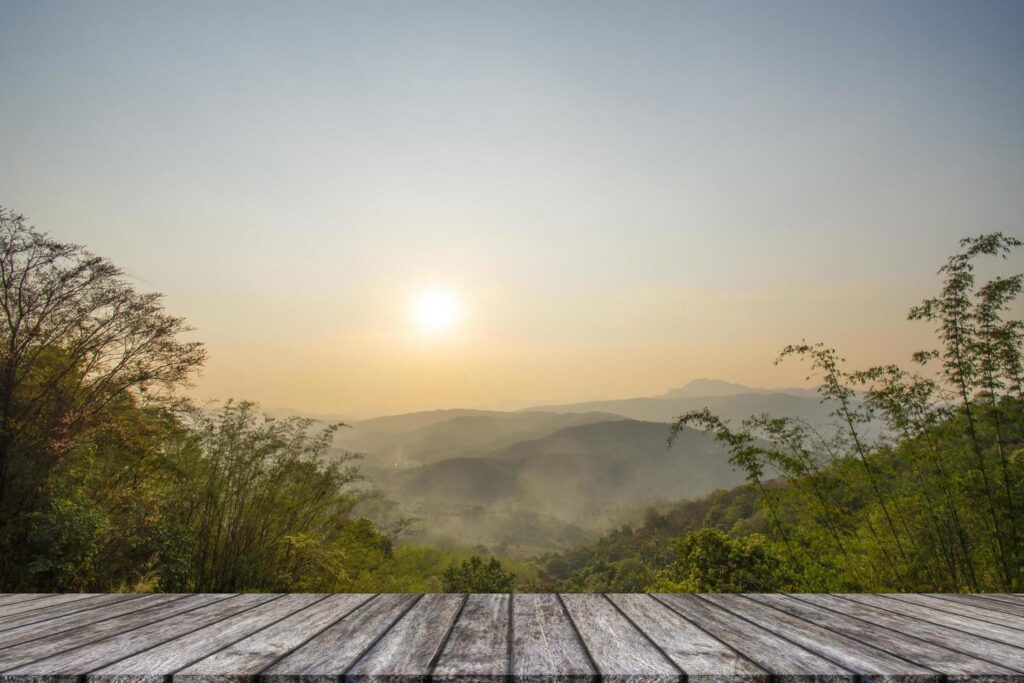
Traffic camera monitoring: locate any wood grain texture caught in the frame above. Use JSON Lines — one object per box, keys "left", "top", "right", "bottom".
{"left": 654, "top": 594, "right": 852, "bottom": 682}
{"left": 0, "top": 594, "right": 101, "bottom": 619}
{"left": 0, "top": 594, "right": 185, "bottom": 649}
{"left": 262, "top": 593, "right": 421, "bottom": 683}
{"left": 848, "top": 595, "right": 1024, "bottom": 647}
{"left": 2, "top": 593, "right": 1024, "bottom": 683}
{"left": 0, "top": 596, "right": 50, "bottom": 609}
{"left": 970, "top": 595, "right": 1024, "bottom": 608}
{"left": 88, "top": 593, "right": 325, "bottom": 683}
{"left": 511, "top": 593, "right": 595, "bottom": 683}
{"left": 1, "top": 593, "right": 273, "bottom": 683}
{"left": 0, "top": 594, "right": 141, "bottom": 633}
{"left": 607, "top": 594, "right": 766, "bottom": 683}
{"left": 0, "top": 594, "right": 230, "bottom": 672}
{"left": 560, "top": 593, "right": 679, "bottom": 683}
{"left": 345, "top": 593, "right": 466, "bottom": 683}
{"left": 796, "top": 594, "right": 1024, "bottom": 671}
{"left": 747, "top": 594, "right": 1019, "bottom": 680}
{"left": 174, "top": 593, "right": 375, "bottom": 683}
{"left": 702, "top": 594, "right": 939, "bottom": 683}
{"left": 432, "top": 593, "right": 510, "bottom": 683}
{"left": 921, "top": 594, "right": 1024, "bottom": 619}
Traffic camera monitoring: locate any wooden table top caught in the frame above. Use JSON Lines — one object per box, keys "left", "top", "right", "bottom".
{"left": 1, "top": 592, "right": 1023, "bottom": 681}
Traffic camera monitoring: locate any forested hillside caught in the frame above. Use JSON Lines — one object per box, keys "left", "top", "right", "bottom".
{"left": 366, "top": 419, "right": 748, "bottom": 553}
{"left": 536, "top": 233, "right": 1024, "bottom": 592}
{"left": 0, "top": 208, "right": 526, "bottom": 592}
{"left": 532, "top": 484, "right": 766, "bottom": 590}
{"left": 335, "top": 410, "right": 621, "bottom": 467}
{"left": 340, "top": 384, "right": 840, "bottom": 553}
{"left": 2, "top": 204, "right": 1022, "bottom": 593}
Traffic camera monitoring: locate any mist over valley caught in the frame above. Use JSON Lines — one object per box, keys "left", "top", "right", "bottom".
{"left": 332, "top": 380, "right": 831, "bottom": 553}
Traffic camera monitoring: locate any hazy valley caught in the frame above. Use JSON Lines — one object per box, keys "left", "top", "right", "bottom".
{"left": 333, "top": 379, "right": 830, "bottom": 554}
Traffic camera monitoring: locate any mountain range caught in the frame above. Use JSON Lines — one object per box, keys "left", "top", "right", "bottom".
{"left": 333, "top": 379, "right": 833, "bottom": 554}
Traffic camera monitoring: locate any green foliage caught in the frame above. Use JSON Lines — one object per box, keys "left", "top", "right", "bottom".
{"left": 24, "top": 483, "right": 108, "bottom": 589}
{"left": 0, "top": 209, "right": 466, "bottom": 593}
{"left": 0, "top": 209, "right": 205, "bottom": 589}
{"left": 5, "top": 208, "right": 1024, "bottom": 596}
{"left": 180, "top": 401, "right": 380, "bottom": 591}
{"left": 543, "top": 233, "right": 1024, "bottom": 593}
{"left": 670, "top": 234, "right": 1024, "bottom": 591}
{"left": 442, "top": 555, "right": 516, "bottom": 592}
{"left": 650, "top": 528, "right": 797, "bottom": 592}
{"left": 534, "top": 486, "right": 763, "bottom": 591}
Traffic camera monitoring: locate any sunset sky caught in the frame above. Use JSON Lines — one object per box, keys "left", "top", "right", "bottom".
{"left": 2, "top": 1, "right": 1023, "bottom": 417}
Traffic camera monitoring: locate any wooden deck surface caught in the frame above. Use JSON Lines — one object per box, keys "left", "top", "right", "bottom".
{"left": 1, "top": 593, "right": 1023, "bottom": 681}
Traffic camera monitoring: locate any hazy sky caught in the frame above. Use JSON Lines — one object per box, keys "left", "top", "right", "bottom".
{"left": 2, "top": 1, "right": 1023, "bottom": 417}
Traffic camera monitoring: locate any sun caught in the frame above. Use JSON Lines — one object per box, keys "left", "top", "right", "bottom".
{"left": 411, "top": 289, "right": 460, "bottom": 332}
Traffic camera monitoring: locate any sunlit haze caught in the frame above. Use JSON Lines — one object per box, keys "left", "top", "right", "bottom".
{"left": 1, "top": 1, "right": 1022, "bottom": 417}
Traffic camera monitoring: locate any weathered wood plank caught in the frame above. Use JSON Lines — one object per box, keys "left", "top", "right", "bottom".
{"left": 850, "top": 595, "right": 1024, "bottom": 646}
{"left": 796, "top": 594, "right": 1024, "bottom": 671}
{"left": 88, "top": 593, "right": 324, "bottom": 683}
{"left": 511, "top": 593, "right": 595, "bottom": 683}
{"left": 0, "top": 594, "right": 101, "bottom": 619}
{"left": 2, "top": 592, "right": 1024, "bottom": 682}
{"left": 173, "top": 593, "right": 375, "bottom": 683}
{"left": 0, "top": 594, "right": 185, "bottom": 649}
{"left": 654, "top": 594, "right": 851, "bottom": 682}
{"left": 1, "top": 593, "right": 274, "bottom": 682}
{"left": 346, "top": 593, "right": 466, "bottom": 683}
{"left": 702, "top": 594, "right": 939, "bottom": 682}
{"left": 560, "top": 593, "right": 679, "bottom": 683}
{"left": 922, "top": 594, "right": 1024, "bottom": 619}
{"left": 0, "top": 595, "right": 51, "bottom": 609}
{"left": 608, "top": 594, "right": 767, "bottom": 683}
{"left": 972, "top": 595, "right": 1024, "bottom": 608}
{"left": 749, "top": 594, "right": 1021, "bottom": 679}
{"left": 262, "top": 593, "right": 420, "bottom": 682}
{"left": 432, "top": 593, "right": 510, "bottom": 683}
{"left": 0, "top": 593, "right": 141, "bottom": 632}
{"left": 0, "top": 594, "right": 230, "bottom": 672}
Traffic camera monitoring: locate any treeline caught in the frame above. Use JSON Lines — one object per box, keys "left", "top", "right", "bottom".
{"left": 4, "top": 204, "right": 1022, "bottom": 594}
{"left": 0, "top": 208, "right": 524, "bottom": 593}
{"left": 532, "top": 485, "right": 764, "bottom": 590}
{"left": 539, "top": 233, "right": 1024, "bottom": 592}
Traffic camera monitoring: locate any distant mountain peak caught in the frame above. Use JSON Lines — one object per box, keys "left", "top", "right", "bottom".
{"left": 662, "top": 379, "right": 756, "bottom": 398}
{"left": 661, "top": 378, "right": 820, "bottom": 400}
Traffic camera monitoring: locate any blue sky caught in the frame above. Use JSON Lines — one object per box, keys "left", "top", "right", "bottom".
{"left": 1, "top": 1, "right": 1022, "bottom": 415}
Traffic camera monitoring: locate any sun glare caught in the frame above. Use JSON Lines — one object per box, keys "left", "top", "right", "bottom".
{"left": 412, "top": 289, "right": 460, "bottom": 332}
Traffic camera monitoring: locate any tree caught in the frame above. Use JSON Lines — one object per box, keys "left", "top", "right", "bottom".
{"left": 668, "top": 233, "right": 1024, "bottom": 592}
{"left": 0, "top": 209, "right": 205, "bottom": 503}
{"left": 181, "top": 401, "right": 372, "bottom": 592}
{"left": 0, "top": 208, "right": 205, "bottom": 587}
{"left": 442, "top": 555, "right": 516, "bottom": 592}
{"left": 649, "top": 528, "right": 797, "bottom": 592}
{"left": 23, "top": 398, "right": 199, "bottom": 591}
